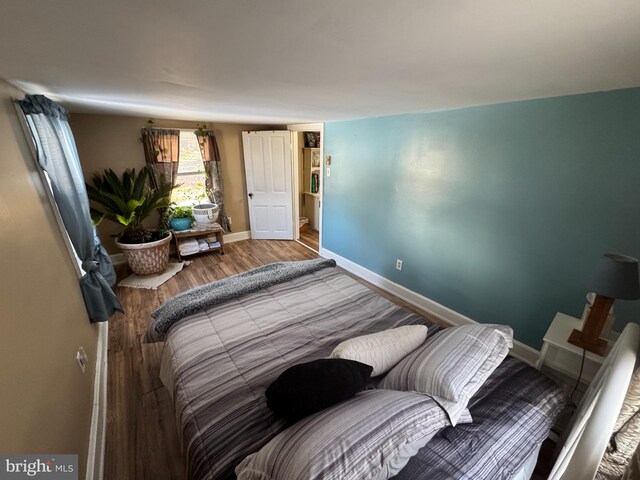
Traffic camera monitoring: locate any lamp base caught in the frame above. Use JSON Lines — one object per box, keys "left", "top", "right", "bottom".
{"left": 568, "top": 328, "right": 608, "bottom": 356}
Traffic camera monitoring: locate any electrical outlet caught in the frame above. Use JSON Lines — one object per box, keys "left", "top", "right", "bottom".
{"left": 76, "top": 346, "right": 88, "bottom": 373}
{"left": 396, "top": 259, "right": 403, "bottom": 271}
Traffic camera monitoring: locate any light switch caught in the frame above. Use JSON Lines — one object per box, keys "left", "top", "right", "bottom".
{"left": 326, "top": 167, "right": 331, "bottom": 177}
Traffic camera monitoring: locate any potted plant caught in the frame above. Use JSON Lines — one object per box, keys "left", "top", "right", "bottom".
{"left": 87, "top": 166, "right": 176, "bottom": 275}
{"left": 167, "top": 205, "right": 194, "bottom": 231}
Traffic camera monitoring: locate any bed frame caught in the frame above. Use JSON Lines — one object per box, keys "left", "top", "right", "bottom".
{"left": 549, "top": 322, "right": 640, "bottom": 479}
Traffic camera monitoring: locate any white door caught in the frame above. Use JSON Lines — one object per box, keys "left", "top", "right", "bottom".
{"left": 242, "top": 131, "right": 294, "bottom": 240}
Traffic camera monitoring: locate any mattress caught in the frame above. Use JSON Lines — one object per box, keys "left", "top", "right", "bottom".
{"left": 155, "top": 262, "right": 566, "bottom": 480}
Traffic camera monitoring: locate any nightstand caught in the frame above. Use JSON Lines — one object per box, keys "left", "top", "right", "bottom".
{"left": 536, "top": 312, "right": 618, "bottom": 385}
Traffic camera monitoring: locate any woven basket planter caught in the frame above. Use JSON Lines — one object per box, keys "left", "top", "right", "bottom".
{"left": 116, "top": 232, "right": 172, "bottom": 276}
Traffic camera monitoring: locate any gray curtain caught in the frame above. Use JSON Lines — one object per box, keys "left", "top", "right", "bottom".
{"left": 196, "top": 130, "right": 231, "bottom": 231}
{"left": 140, "top": 128, "right": 180, "bottom": 189}
{"left": 17, "top": 95, "right": 122, "bottom": 322}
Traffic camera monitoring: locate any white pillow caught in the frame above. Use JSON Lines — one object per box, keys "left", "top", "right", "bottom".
{"left": 379, "top": 324, "right": 512, "bottom": 425}
{"left": 330, "top": 325, "right": 428, "bottom": 376}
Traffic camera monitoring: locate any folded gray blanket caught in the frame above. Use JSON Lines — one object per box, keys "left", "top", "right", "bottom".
{"left": 145, "top": 258, "right": 336, "bottom": 342}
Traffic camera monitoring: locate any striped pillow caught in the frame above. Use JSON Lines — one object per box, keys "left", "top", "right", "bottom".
{"left": 235, "top": 390, "right": 457, "bottom": 480}
{"left": 379, "top": 324, "right": 512, "bottom": 425}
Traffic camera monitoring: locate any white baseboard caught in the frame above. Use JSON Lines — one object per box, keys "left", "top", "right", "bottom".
{"left": 110, "top": 253, "right": 126, "bottom": 265}
{"left": 86, "top": 322, "right": 108, "bottom": 480}
{"left": 320, "top": 248, "right": 540, "bottom": 366}
{"left": 224, "top": 230, "right": 251, "bottom": 243}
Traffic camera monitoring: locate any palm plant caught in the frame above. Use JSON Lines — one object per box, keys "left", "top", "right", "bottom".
{"left": 87, "top": 166, "right": 176, "bottom": 244}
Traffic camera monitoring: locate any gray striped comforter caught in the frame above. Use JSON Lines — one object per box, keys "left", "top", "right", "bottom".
{"left": 158, "top": 264, "right": 565, "bottom": 480}
{"left": 397, "top": 356, "right": 566, "bottom": 479}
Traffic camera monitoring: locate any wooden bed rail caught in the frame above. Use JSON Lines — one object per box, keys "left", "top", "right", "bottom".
{"left": 549, "top": 322, "right": 640, "bottom": 480}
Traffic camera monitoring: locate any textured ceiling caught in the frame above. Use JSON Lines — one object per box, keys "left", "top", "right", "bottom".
{"left": 1, "top": 0, "right": 639, "bottom": 123}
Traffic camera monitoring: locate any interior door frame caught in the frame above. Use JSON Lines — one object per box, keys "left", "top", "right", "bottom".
{"left": 287, "top": 123, "right": 324, "bottom": 251}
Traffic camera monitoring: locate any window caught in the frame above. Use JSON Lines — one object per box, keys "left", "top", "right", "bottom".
{"left": 16, "top": 106, "right": 84, "bottom": 277}
{"left": 42, "top": 170, "right": 84, "bottom": 274}
{"left": 171, "top": 130, "right": 208, "bottom": 205}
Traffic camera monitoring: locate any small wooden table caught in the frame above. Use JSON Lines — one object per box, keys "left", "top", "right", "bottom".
{"left": 172, "top": 224, "right": 224, "bottom": 261}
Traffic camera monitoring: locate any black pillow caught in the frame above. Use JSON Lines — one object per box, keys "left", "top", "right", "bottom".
{"left": 265, "top": 358, "right": 373, "bottom": 422}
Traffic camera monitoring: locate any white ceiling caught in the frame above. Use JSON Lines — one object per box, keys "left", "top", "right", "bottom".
{"left": 1, "top": 0, "right": 639, "bottom": 124}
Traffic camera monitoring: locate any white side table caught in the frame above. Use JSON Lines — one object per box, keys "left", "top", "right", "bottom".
{"left": 536, "top": 312, "right": 618, "bottom": 384}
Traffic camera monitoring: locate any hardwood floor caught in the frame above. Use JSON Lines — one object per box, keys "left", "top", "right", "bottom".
{"left": 105, "top": 239, "right": 443, "bottom": 480}
{"left": 298, "top": 227, "right": 319, "bottom": 251}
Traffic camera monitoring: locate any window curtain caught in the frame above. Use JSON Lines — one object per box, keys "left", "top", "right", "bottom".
{"left": 17, "top": 95, "right": 123, "bottom": 322}
{"left": 140, "top": 128, "right": 180, "bottom": 189}
{"left": 195, "top": 130, "right": 232, "bottom": 231}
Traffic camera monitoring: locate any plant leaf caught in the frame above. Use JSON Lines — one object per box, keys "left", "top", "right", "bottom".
{"left": 116, "top": 212, "right": 136, "bottom": 226}
{"left": 126, "top": 198, "right": 144, "bottom": 211}
{"left": 132, "top": 167, "right": 148, "bottom": 199}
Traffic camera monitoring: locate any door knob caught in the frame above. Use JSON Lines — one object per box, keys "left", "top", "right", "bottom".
{"left": 248, "top": 192, "right": 253, "bottom": 199}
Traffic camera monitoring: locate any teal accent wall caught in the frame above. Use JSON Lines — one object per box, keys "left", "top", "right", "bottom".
{"left": 323, "top": 88, "right": 640, "bottom": 349}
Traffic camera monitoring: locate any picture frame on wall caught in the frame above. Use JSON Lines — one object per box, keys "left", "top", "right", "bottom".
{"left": 305, "top": 132, "right": 319, "bottom": 148}
{"left": 311, "top": 149, "right": 321, "bottom": 167}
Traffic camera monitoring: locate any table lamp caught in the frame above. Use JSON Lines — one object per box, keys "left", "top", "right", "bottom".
{"left": 568, "top": 254, "right": 640, "bottom": 356}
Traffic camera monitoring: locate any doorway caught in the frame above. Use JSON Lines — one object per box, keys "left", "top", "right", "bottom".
{"left": 289, "top": 124, "right": 323, "bottom": 253}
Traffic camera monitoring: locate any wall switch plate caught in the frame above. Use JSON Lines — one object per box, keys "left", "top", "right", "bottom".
{"left": 76, "top": 346, "right": 88, "bottom": 373}
{"left": 396, "top": 259, "right": 403, "bottom": 271}
{"left": 326, "top": 167, "right": 331, "bottom": 177}
{"left": 228, "top": 216, "right": 232, "bottom": 225}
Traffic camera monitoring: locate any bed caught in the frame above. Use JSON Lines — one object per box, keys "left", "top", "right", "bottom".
{"left": 146, "top": 259, "right": 583, "bottom": 479}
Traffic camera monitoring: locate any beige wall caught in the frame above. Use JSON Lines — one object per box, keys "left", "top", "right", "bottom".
{"left": 69, "top": 113, "right": 280, "bottom": 253}
{"left": 0, "top": 81, "right": 98, "bottom": 476}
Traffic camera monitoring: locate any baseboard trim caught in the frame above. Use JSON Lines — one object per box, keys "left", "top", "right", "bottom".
{"left": 320, "top": 248, "right": 539, "bottom": 366}
{"left": 86, "top": 322, "right": 108, "bottom": 480}
{"left": 110, "top": 253, "right": 126, "bottom": 266}
{"left": 224, "top": 230, "right": 251, "bottom": 243}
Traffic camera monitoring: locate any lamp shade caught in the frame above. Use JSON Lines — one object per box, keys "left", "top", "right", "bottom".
{"left": 586, "top": 254, "right": 640, "bottom": 300}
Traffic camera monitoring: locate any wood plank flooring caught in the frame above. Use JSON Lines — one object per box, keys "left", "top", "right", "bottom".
{"left": 105, "top": 239, "right": 444, "bottom": 480}
{"left": 298, "top": 228, "right": 319, "bottom": 251}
